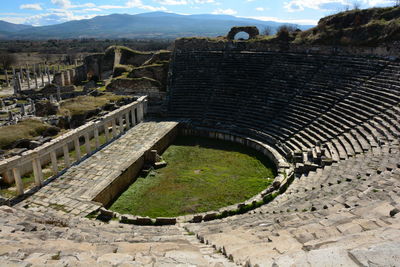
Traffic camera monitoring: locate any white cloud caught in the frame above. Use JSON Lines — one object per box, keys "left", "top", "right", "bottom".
{"left": 25, "top": 10, "right": 99, "bottom": 26}
{"left": 51, "top": 0, "right": 72, "bottom": 9}
{"left": 155, "top": 0, "right": 188, "bottom": 5}
{"left": 283, "top": 0, "right": 350, "bottom": 12}
{"left": 20, "top": 4, "right": 43, "bottom": 10}
{"left": 362, "top": 0, "right": 394, "bottom": 5}
{"left": 194, "top": 0, "right": 215, "bottom": 3}
{"left": 212, "top": 8, "right": 237, "bottom": 15}
{"left": 0, "top": 16, "right": 27, "bottom": 24}
{"left": 256, "top": 7, "right": 265, "bottom": 11}
{"left": 283, "top": 0, "right": 394, "bottom": 12}
{"left": 126, "top": 0, "right": 167, "bottom": 11}
{"left": 243, "top": 15, "right": 318, "bottom": 25}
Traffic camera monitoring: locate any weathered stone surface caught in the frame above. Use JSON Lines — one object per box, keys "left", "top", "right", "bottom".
{"left": 15, "top": 121, "right": 179, "bottom": 218}
{"left": 227, "top": 26, "right": 260, "bottom": 40}
{"left": 349, "top": 241, "right": 400, "bottom": 267}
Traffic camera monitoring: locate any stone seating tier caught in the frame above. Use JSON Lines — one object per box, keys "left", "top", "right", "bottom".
{"left": 168, "top": 51, "right": 399, "bottom": 173}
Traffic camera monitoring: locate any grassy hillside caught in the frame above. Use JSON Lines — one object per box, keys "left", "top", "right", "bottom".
{"left": 295, "top": 6, "right": 400, "bottom": 46}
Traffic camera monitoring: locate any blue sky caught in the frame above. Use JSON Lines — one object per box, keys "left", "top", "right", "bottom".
{"left": 0, "top": 0, "right": 396, "bottom": 26}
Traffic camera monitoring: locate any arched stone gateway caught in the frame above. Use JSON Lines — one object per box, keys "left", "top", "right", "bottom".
{"left": 227, "top": 26, "right": 260, "bottom": 40}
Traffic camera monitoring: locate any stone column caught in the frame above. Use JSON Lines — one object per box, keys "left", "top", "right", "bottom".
{"left": 143, "top": 99, "right": 148, "bottom": 115}
{"left": 46, "top": 67, "right": 51, "bottom": 84}
{"left": 20, "top": 104, "right": 26, "bottom": 116}
{"left": 74, "top": 138, "right": 81, "bottom": 161}
{"left": 119, "top": 115, "right": 124, "bottom": 134}
{"left": 65, "top": 70, "right": 71, "bottom": 85}
{"left": 60, "top": 72, "right": 65, "bottom": 86}
{"left": 84, "top": 133, "right": 91, "bottom": 154}
{"left": 13, "top": 74, "right": 18, "bottom": 95}
{"left": 56, "top": 86, "right": 61, "bottom": 102}
{"left": 17, "top": 73, "right": 22, "bottom": 93}
{"left": 12, "top": 167, "right": 24, "bottom": 196}
{"left": 63, "top": 144, "right": 71, "bottom": 168}
{"left": 30, "top": 99, "right": 35, "bottom": 114}
{"left": 74, "top": 59, "right": 78, "bottom": 66}
{"left": 69, "top": 69, "right": 75, "bottom": 84}
{"left": 50, "top": 151, "right": 58, "bottom": 175}
{"left": 32, "top": 158, "right": 43, "bottom": 187}
{"left": 125, "top": 113, "right": 130, "bottom": 130}
{"left": 19, "top": 66, "right": 24, "bottom": 82}
{"left": 112, "top": 119, "right": 117, "bottom": 137}
{"left": 137, "top": 103, "right": 144, "bottom": 122}
{"left": 8, "top": 111, "right": 14, "bottom": 121}
{"left": 34, "top": 73, "right": 38, "bottom": 89}
{"left": 94, "top": 127, "right": 100, "bottom": 149}
{"left": 26, "top": 71, "right": 31, "bottom": 90}
{"left": 131, "top": 107, "right": 136, "bottom": 126}
{"left": 41, "top": 73, "right": 45, "bottom": 87}
{"left": 104, "top": 122, "right": 110, "bottom": 142}
{"left": 4, "top": 70, "right": 9, "bottom": 87}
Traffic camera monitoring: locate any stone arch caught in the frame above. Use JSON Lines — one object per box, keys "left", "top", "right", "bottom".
{"left": 227, "top": 26, "right": 260, "bottom": 40}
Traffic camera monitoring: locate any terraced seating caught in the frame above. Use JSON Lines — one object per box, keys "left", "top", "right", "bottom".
{"left": 185, "top": 143, "right": 400, "bottom": 266}
{"left": 0, "top": 205, "right": 236, "bottom": 266}
{"left": 168, "top": 51, "right": 400, "bottom": 170}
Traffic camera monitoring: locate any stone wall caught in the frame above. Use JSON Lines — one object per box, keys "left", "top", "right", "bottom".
{"left": 95, "top": 124, "right": 179, "bottom": 207}
{"left": 174, "top": 38, "right": 400, "bottom": 58}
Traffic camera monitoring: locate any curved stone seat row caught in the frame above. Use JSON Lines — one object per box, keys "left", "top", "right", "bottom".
{"left": 166, "top": 49, "right": 400, "bottom": 265}
{"left": 168, "top": 51, "right": 400, "bottom": 171}
{"left": 185, "top": 143, "right": 400, "bottom": 266}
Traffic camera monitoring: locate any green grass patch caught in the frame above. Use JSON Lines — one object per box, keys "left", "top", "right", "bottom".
{"left": 0, "top": 119, "right": 52, "bottom": 149}
{"left": 109, "top": 136, "right": 276, "bottom": 218}
{"left": 58, "top": 93, "right": 125, "bottom": 116}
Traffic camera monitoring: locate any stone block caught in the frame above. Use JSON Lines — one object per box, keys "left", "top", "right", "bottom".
{"left": 203, "top": 213, "right": 217, "bottom": 221}
{"left": 155, "top": 217, "right": 176, "bottom": 225}
{"left": 135, "top": 217, "right": 154, "bottom": 225}
{"left": 190, "top": 215, "right": 203, "bottom": 223}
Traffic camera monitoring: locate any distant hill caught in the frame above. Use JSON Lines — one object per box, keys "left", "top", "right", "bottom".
{"left": 0, "top": 20, "right": 33, "bottom": 33}
{"left": 0, "top": 12, "right": 314, "bottom": 40}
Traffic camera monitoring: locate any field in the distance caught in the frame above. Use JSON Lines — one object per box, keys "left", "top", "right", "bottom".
{"left": 110, "top": 136, "right": 276, "bottom": 217}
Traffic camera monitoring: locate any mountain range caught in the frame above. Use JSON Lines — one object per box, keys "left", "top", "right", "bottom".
{"left": 0, "top": 12, "right": 315, "bottom": 40}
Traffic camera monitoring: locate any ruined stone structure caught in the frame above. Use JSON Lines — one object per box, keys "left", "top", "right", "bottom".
{"left": 0, "top": 33, "right": 399, "bottom": 266}
{"left": 227, "top": 26, "right": 260, "bottom": 40}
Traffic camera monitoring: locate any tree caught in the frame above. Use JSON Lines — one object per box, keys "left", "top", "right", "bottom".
{"left": 0, "top": 52, "right": 16, "bottom": 70}
{"left": 262, "top": 26, "right": 273, "bottom": 36}
{"left": 66, "top": 52, "right": 79, "bottom": 65}
{"left": 352, "top": 1, "right": 361, "bottom": 10}
{"left": 40, "top": 53, "right": 52, "bottom": 64}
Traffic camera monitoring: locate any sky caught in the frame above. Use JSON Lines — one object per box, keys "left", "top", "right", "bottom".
{"left": 0, "top": 0, "right": 396, "bottom": 26}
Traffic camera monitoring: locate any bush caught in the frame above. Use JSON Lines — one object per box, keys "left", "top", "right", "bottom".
{"left": 276, "top": 25, "right": 298, "bottom": 40}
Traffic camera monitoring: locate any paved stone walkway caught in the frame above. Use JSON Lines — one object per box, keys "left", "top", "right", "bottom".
{"left": 15, "top": 121, "right": 179, "bottom": 217}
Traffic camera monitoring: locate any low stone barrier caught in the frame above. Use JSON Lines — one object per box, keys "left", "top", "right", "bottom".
{"left": 0, "top": 96, "right": 148, "bottom": 196}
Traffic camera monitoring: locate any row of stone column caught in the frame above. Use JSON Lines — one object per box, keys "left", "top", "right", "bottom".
{"left": 3, "top": 62, "right": 79, "bottom": 91}
{"left": 53, "top": 68, "right": 77, "bottom": 87}
{"left": 9, "top": 101, "right": 145, "bottom": 195}
{"left": 11, "top": 70, "right": 52, "bottom": 94}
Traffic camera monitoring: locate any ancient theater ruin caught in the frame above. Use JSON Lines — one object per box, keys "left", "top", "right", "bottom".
{"left": 0, "top": 6, "right": 399, "bottom": 267}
